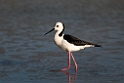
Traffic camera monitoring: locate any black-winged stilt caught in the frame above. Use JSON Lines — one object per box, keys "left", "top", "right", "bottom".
{"left": 44, "top": 22, "right": 101, "bottom": 72}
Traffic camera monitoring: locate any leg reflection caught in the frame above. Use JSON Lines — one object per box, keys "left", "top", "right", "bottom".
{"left": 61, "top": 71, "right": 78, "bottom": 83}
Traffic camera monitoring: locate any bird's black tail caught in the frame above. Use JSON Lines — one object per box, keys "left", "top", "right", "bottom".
{"left": 94, "top": 44, "right": 102, "bottom": 47}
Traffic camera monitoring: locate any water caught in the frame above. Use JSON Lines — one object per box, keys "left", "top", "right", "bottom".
{"left": 0, "top": 0, "right": 124, "bottom": 83}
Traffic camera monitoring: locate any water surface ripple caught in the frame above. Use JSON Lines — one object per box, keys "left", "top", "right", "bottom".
{"left": 0, "top": 0, "right": 124, "bottom": 83}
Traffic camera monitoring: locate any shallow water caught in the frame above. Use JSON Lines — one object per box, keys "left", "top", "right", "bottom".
{"left": 0, "top": 0, "right": 124, "bottom": 83}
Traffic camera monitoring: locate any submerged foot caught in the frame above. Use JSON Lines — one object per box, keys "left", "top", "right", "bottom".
{"left": 61, "top": 67, "right": 70, "bottom": 71}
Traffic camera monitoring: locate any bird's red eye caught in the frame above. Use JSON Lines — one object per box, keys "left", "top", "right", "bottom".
{"left": 56, "top": 25, "right": 59, "bottom": 27}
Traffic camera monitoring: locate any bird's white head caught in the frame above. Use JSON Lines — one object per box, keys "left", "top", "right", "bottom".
{"left": 44, "top": 22, "right": 65, "bottom": 36}
{"left": 54, "top": 22, "right": 64, "bottom": 31}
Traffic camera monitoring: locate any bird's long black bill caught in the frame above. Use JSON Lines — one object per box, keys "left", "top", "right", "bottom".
{"left": 44, "top": 28, "right": 54, "bottom": 35}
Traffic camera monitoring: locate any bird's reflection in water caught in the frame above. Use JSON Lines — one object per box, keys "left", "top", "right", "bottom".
{"left": 49, "top": 69, "right": 78, "bottom": 83}
{"left": 61, "top": 70, "right": 78, "bottom": 83}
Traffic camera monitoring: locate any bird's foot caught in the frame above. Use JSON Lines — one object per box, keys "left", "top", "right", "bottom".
{"left": 61, "top": 67, "right": 70, "bottom": 71}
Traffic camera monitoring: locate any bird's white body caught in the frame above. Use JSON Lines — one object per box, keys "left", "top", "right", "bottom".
{"left": 53, "top": 22, "right": 93, "bottom": 52}
{"left": 54, "top": 33, "right": 93, "bottom": 52}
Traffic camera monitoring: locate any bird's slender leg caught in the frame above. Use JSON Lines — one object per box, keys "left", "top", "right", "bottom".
{"left": 70, "top": 52, "right": 78, "bottom": 72}
{"left": 62, "top": 52, "right": 71, "bottom": 71}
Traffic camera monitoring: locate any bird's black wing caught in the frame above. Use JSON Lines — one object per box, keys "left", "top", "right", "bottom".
{"left": 63, "top": 34, "right": 101, "bottom": 47}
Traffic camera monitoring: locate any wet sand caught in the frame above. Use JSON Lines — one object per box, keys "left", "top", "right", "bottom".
{"left": 0, "top": 0, "right": 124, "bottom": 83}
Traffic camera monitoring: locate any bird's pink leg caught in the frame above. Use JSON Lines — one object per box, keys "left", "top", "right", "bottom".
{"left": 70, "top": 53, "right": 78, "bottom": 72}
{"left": 62, "top": 52, "right": 71, "bottom": 71}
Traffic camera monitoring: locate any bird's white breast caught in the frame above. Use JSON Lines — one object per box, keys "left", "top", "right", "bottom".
{"left": 54, "top": 34, "right": 63, "bottom": 48}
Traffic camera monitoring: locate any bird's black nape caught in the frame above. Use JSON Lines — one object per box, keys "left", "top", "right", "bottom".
{"left": 59, "top": 23, "right": 65, "bottom": 37}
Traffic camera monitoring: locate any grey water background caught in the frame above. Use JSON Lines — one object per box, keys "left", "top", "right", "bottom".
{"left": 0, "top": 0, "right": 124, "bottom": 83}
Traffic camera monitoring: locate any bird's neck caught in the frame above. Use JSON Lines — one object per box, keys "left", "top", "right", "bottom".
{"left": 56, "top": 28, "right": 65, "bottom": 37}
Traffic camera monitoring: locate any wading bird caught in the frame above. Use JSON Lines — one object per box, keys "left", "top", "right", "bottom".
{"left": 44, "top": 22, "right": 101, "bottom": 72}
